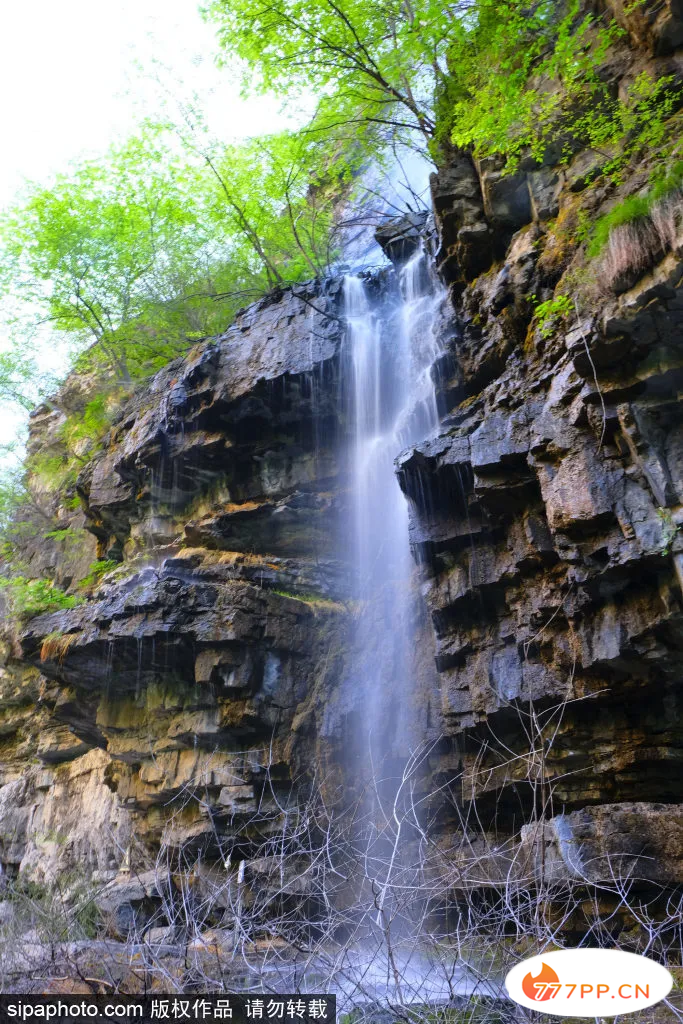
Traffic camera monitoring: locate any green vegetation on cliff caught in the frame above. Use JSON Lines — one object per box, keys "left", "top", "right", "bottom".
{"left": 0, "top": 575, "right": 80, "bottom": 622}
{"left": 1, "top": 0, "right": 682, "bottom": 622}
{"left": 1, "top": 0, "right": 681, "bottom": 421}
{"left": 0, "top": 126, "right": 349, "bottom": 389}
{"left": 203, "top": 0, "right": 680, "bottom": 172}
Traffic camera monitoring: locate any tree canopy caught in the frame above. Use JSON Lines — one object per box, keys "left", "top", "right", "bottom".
{"left": 202, "top": 0, "right": 678, "bottom": 173}
{"left": 202, "top": 0, "right": 459, "bottom": 141}
{"left": 0, "top": 122, "right": 352, "bottom": 392}
{"left": 1, "top": 0, "right": 678, "bottom": 431}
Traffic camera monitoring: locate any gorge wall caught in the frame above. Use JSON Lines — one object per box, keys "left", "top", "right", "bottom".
{"left": 1, "top": 0, "right": 683, "bottom": 963}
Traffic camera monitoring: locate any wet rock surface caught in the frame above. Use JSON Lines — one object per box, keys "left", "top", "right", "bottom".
{"left": 1, "top": 11, "right": 683, "bottom": 959}
{"left": 0, "top": 267, "right": 446, "bottom": 949}
{"left": 396, "top": 20, "right": 683, "bottom": 905}
{"left": 0, "top": 281, "right": 358, "bottom": 930}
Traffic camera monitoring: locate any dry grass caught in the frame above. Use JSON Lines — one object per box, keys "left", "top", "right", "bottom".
{"left": 271, "top": 588, "right": 346, "bottom": 612}
{"left": 178, "top": 547, "right": 282, "bottom": 571}
{"left": 40, "top": 632, "right": 79, "bottom": 664}
{"left": 597, "top": 189, "right": 683, "bottom": 293}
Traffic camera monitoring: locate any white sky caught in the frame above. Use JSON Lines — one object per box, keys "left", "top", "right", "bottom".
{"left": 0, "top": 0, "right": 286, "bottom": 205}
{"left": 0, "top": 0, "right": 298, "bottom": 456}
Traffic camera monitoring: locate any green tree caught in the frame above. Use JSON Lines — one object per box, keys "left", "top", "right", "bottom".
{"left": 0, "top": 347, "right": 36, "bottom": 411}
{"left": 0, "top": 121, "right": 353, "bottom": 389}
{"left": 158, "top": 92, "right": 356, "bottom": 284}
{"left": 0, "top": 131, "right": 225, "bottom": 383}
{"left": 201, "top": 0, "right": 464, "bottom": 141}
{"left": 204, "top": 0, "right": 674, "bottom": 175}
{"left": 201, "top": 130, "right": 350, "bottom": 281}
{"left": 440, "top": 0, "right": 620, "bottom": 165}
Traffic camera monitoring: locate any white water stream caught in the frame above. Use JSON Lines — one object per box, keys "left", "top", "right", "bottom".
{"left": 343, "top": 247, "right": 444, "bottom": 760}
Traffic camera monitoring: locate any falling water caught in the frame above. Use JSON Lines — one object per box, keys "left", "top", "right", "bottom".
{"left": 343, "top": 246, "right": 444, "bottom": 763}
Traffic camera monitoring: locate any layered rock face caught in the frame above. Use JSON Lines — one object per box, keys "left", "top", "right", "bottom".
{"left": 396, "top": 6, "right": 683, "bottom": 910}
{"left": 0, "top": 283, "right": 359, "bottom": 914}
{"left": 0, "top": 270, "right": 444, "bottom": 946}
{"left": 1, "top": 2, "right": 683, "bottom": 955}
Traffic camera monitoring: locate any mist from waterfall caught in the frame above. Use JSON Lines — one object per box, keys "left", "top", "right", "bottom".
{"left": 342, "top": 247, "right": 444, "bottom": 767}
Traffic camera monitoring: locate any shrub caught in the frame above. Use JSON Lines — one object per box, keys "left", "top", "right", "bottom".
{"left": 588, "top": 161, "right": 683, "bottom": 259}
{"left": 533, "top": 294, "right": 574, "bottom": 339}
{"left": 6, "top": 874, "right": 103, "bottom": 942}
{"left": 40, "top": 630, "right": 79, "bottom": 663}
{"left": 591, "top": 186, "right": 683, "bottom": 292}
{"left": 587, "top": 196, "right": 652, "bottom": 260}
{"left": 0, "top": 576, "right": 81, "bottom": 622}
{"left": 272, "top": 588, "right": 345, "bottom": 611}
{"left": 78, "top": 559, "right": 119, "bottom": 591}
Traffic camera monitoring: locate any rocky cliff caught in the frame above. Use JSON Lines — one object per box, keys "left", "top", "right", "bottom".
{"left": 1, "top": 282, "right": 351, "bottom": 877}
{"left": 1, "top": 0, "right": 683, "bottom": 989}
{"left": 397, "top": 0, "right": 683, "bottom": 934}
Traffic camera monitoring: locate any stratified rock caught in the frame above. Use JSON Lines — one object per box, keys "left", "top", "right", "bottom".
{"left": 1, "top": 4, "right": 683, "bottom": 959}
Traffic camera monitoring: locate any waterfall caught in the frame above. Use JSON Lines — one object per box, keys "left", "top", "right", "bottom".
{"left": 342, "top": 246, "right": 444, "bottom": 764}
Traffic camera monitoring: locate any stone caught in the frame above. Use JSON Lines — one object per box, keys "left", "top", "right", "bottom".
{"left": 217, "top": 784, "right": 257, "bottom": 814}
{"left": 565, "top": 147, "right": 617, "bottom": 192}
{"left": 479, "top": 167, "right": 532, "bottom": 229}
{"left": 37, "top": 726, "right": 92, "bottom": 764}
{"left": 470, "top": 408, "right": 530, "bottom": 470}
{"left": 430, "top": 155, "right": 494, "bottom": 282}
{"left": 187, "top": 928, "right": 235, "bottom": 952}
{"left": 527, "top": 166, "right": 563, "bottom": 221}
{"left": 617, "top": 402, "right": 677, "bottom": 507}
{"left": 620, "top": 252, "right": 683, "bottom": 313}
{"left": 553, "top": 803, "right": 683, "bottom": 883}
{"left": 88, "top": 452, "right": 133, "bottom": 515}
{"left": 374, "top": 210, "right": 429, "bottom": 263}
{"left": 143, "top": 926, "right": 178, "bottom": 945}
{"left": 536, "top": 447, "right": 619, "bottom": 534}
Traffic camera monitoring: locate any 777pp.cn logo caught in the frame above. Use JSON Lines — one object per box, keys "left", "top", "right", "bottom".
{"left": 506, "top": 950, "right": 673, "bottom": 1017}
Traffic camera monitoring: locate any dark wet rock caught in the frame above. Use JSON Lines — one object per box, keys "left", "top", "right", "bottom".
{"left": 0, "top": 278, "right": 354, "bottom": 886}
{"left": 527, "top": 166, "right": 563, "bottom": 221}
{"left": 398, "top": 44, "right": 683, "bottom": 907}
{"left": 375, "top": 210, "right": 429, "bottom": 263}
{"left": 478, "top": 162, "right": 532, "bottom": 229}
{"left": 1, "top": 7, "right": 683, "bottom": 956}
{"left": 430, "top": 152, "right": 493, "bottom": 285}
{"left": 73, "top": 281, "right": 346, "bottom": 559}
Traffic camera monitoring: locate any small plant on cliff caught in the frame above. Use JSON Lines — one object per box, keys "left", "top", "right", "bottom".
{"left": 656, "top": 507, "right": 679, "bottom": 556}
{"left": 0, "top": 575, "right": 80, "bottom": 622}
{"left": 439, "top": 5, "right": 682, "bottom": 178}
{"left": 58, "top": 393, "right": 119, "bottom": 456}
{"left": 28, "top": 452, "right": 80, "bottom": 493}
{"left": 587, "top": 195, "right": 653, "bottom": 259}
{"left": 588, "top": 162, "right": 683, "bottom": 259}
{"left": 587, "top": 170, "right": 683, "bottom": 291}
{"left": 78, "top": 559, "right": 119, "bottom": 591}
{"left": 271, "top": 587, "right": 346, "bottom": 611}
{"left": 533, "top": 294, "right": 573, "bottom": 339}
{"left": 21, "top": 391, "right": 125, "bottom": 515}
{"left": 40, "top": 630, "right": 79, "bottom": 663}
